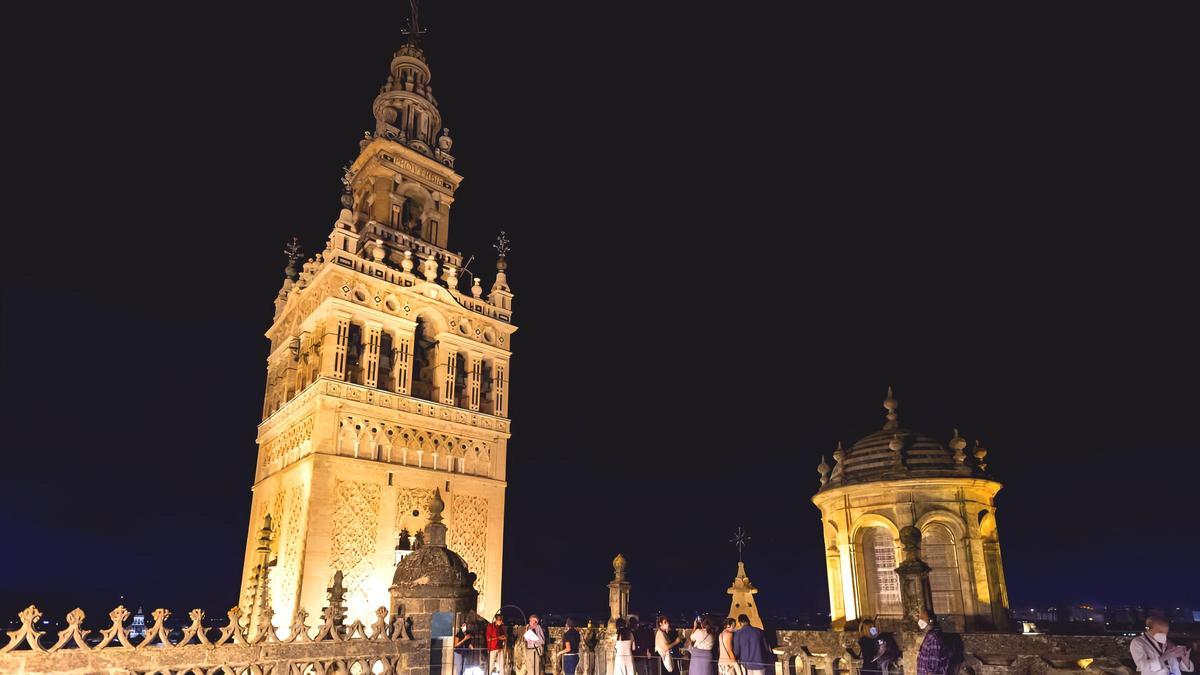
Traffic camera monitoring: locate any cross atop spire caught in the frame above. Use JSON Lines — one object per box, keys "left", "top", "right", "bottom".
{"left": 401, "top": 0, "right": 427, "bottom": 44}
{"left": 730, "top": 526, "right": 750, "bottom": 562}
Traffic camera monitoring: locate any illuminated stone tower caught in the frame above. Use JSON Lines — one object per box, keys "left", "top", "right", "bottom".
{"left": 239, "top": 27, "right": 515, "bottom": 628}
{"left": 812, "top": 389, "right": 1010, "bottom": 632}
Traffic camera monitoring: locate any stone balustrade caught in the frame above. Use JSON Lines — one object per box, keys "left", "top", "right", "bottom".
{"left": 0, "top": 603, "right": 447, "bottom": 675}
{"left": 328, "top": 253, "right": 511, "bottom": 323}
{"left": 774, "top": 629, "right": 1135, "bottom": 675}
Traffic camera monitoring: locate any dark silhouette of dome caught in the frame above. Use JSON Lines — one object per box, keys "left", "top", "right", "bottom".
{"left": 390, "top": 488, "right": 477, "bottom": 599}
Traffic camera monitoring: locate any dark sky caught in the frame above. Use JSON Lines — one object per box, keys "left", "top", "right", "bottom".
{"left": 2, "top": 4, "right": 1196, "bottom": 624}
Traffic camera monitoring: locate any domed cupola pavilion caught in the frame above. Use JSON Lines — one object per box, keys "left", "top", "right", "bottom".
{"left": 812, "top": 389, "right": 1010, "bottom": 632}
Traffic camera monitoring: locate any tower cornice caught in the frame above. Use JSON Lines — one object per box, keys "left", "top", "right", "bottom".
{"left": 811, "top": 476, "right": 1004, "bottom": 508}
{"left": 351, "top": 138, "right": 463, "bottom": 192}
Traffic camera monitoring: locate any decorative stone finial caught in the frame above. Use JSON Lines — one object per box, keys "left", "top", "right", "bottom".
{"left": 438, "top": 128, "right": 453, "bottom": 152}
{"left": 401, "top": 250, "right": 414, "bottom": 274}
{"left": 490, "top": 232, "right": 513, "bottom": 299}
{"left": 371, "top": 239, "right": 387, "bottom": 262}
{"left": 973, "top": 440, "right": 988, "bottom": 471}
{"left": 817, "top": 455, "right": 831, "bottom": 486}
{"left": 613, "top": 553, "right": 627, "bottom": 581}
{"left": 424, "top": 488, "right": 447, "bottom": 547}
{"left": 256, "top": 514, "right": 273, "bottom": 553}
{"left": 883, "top": 386, "right": 899, "bottom": 430}
{"left": 472, "top": 277, "right": 483, "bottom": 298}
{"left": 444, "top": 264, "right": 459, "bottom": 290}
{"left": 950, "top": 428, "right": 968, "bottom": 464}
{"left": 323, "top": 571, "right": 347, "bottom": 636}
{"left": 429, "top": 488, "right": 445, "bottom": 522}
{"left": 422, "top": 255, "right": 439, "bottom": 282}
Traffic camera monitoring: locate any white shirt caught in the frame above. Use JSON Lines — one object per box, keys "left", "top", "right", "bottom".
{"left": 1131, "top": 633, "right": 1194, "bottom": 675}
{"left": 524, "top": 625, "right": 545, "bottom": 649}
{"left": 691, "top": 629, "right": 714, "bottom": 651}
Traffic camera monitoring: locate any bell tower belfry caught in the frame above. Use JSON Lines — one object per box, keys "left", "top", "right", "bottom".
{"left": 239, "top": 22, "right": 515, "bottom": 629}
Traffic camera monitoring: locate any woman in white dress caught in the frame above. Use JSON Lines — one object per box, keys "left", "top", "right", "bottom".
{"left": 613, "top": 618, "right": 636, "bottom": 675}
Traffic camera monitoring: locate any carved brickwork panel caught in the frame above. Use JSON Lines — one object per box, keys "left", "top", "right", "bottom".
{"left": 261, "top": 415, "right": 314, "bottom": 469}
{"left": 273, "top": 485, "right": 307, "bottom": 620}
{"left": 449, "top": 495, "right": 488, "bottom": 598}
{"left": 332, "top": 480, "right": 381, "bottom": 608}
{"left": 335, "top": 414, "right": 493, "bottom": 475}
{"left": 394, "top": 487, "right": 430, "bottom": 535}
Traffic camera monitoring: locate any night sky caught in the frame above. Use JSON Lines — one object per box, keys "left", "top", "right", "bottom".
{"left": 2, "top": 4, "right": 1197, "bottom": 624}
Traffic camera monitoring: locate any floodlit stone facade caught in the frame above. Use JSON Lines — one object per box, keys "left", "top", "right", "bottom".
{"left": 239, "top": 33, "right": 515, "bottom": 628}
{"left": 813, "top": 389, "right": 1010, "bottom": 632}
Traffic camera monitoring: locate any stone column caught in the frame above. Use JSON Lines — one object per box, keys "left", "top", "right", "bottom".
{"left": 363, "top": 321, "right": 383, "bottom": 388}
{"left": 894, "top": 526, "right": 933, "bottom": 630}
{"left": 321, "top": 311, "right": 352, "bottom": 380}
{"left": 607, "top": 554, "right": 630, "bottom": 628}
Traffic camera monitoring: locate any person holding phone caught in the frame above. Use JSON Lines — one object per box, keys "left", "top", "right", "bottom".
{"left": 487, "top": 612, "right": 509, "bottom": 675}
{"left": 454, "top": 620, "right": 478, "bottom": 675}
{"left": 688, "top": 616, "right": 716, "bottom": 675}
{"left": 1131, "top": 617, "right": 1194, "bottom": 675}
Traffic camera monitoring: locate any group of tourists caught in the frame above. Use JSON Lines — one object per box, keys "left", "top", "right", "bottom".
{"left": 455, "top": 608, "right": 1197, "bottom": 675}
{"left": 610, "top": 613, "right": 774, "bottom": 675}
{"left": 453, "top": 612, "right": 772, "bottom": 675}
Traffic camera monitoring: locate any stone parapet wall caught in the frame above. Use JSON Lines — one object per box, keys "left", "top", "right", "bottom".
{"left": 775, "top": 630, "right": 1134, "bottom": 675}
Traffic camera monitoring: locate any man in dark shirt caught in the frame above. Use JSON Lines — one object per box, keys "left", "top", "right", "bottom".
{"left": 557, "top": 617, "right": 581, "bottom": 675}
{"left": 631, "top": 616, "right": 654, "bottom": 675}
{"left": 732, "top": 614, "right": 774, "bottom": 675}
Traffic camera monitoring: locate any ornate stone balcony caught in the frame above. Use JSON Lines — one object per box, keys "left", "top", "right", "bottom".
{"left": 261, "top": 377, "right": 510, "bottom": 438}
{"left": 322, "top": 379, "right": 511, "bottom": 435}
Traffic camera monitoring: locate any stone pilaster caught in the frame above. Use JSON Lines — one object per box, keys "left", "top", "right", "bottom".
{"left": 392, "top": 329, "right": 414, "bottom": 395}
{"left": 322, "top": 312, "right": 352, "bottom": 380}
{"left": 467, "top": 354, "right": 483, "bottom": 411}
{"left": 436, "top": 343, "right": 459, "bottom": 406}
{"left": 607, "top": 554, "right": 630, "bottom": 628}
{"left": 492, "top": 360, "right": 508, "bottom": 418}
{"left": 362, "top": 321, "right": 383, "bottom": 388}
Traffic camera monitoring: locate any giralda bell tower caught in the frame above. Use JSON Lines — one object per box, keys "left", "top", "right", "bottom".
{"left": 239, "top": 18, "right": 515, "bottom": 627}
